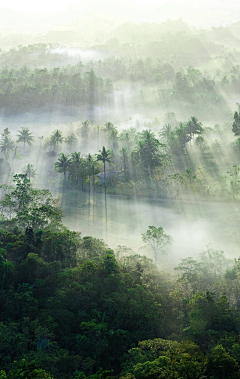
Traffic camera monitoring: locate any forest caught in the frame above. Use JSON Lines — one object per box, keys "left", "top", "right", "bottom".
{"left": 2, "top": 5, "right": 240, "bottom": 378}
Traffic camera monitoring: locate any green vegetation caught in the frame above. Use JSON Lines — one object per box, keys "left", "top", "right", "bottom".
{"left": 3, "top": 15, "right": 240, "bottom": 379}
{"left": 0, "top": 179, "right": 240, "bottom": 377}
{"left": 1, "top": 112, "right": 240, "bottom": 201}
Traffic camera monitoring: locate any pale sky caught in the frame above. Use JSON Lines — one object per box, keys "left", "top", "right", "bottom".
{"left": 0, "top": 0, "right": 240, "bottom": 32}
{"left": 1, "top": 0, "right": 240, "bottom": 12}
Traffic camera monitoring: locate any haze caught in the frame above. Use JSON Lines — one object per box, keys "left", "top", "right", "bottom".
{"left": 1, "top": 0, "right": 240, "bottom": 31}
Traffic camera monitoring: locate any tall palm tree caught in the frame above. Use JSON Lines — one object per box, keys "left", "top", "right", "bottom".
{"left": 108, "top": 128, "right": 118, "bottom": 148}
{"left": 120, "top": 147, "right": 128, "bottom": 172}
{"left": 159, "top": 124, "right": 172, "bottom": 142}
{"left": 187, "top": 117, "right": 203, "bottom": 142}
{"left": 87, "top": 154, "right": 93, "bottom": 193}
{"left": 104, "top": 122, "right": 114, "bottom": 133}
{"left": 69, "top": 152, "right": 82, "bottom": 185}
{"left": 17, "top": 127, "right": 34, "bottom": 150}
{"left": 65, "top": 134, "right": 77, "bottom": 147}
{"left": 50, "top": 130, "right": 64, "bottom": 150}
{"left": 97, "top": 146, "right": 112, "bottom": 189}
{"left": 55, "top": 153, "right": 70, "bottom": 180}
{"left": 0, "top": 136, "right": 15, "bottom": 158}
{"left": 132, "top": 130, "right": 163, "bottom": 179}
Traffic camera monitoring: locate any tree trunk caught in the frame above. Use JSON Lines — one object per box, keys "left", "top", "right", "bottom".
{"left": 104, "top": 161, "right": 106, "bottom": 188}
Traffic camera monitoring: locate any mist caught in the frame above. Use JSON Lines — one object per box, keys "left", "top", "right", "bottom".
{"left": 2, "top": 2, "right": 240, "bottom": 377}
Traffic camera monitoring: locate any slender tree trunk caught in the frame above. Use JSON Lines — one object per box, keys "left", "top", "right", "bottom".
{"left": 104, "top": 161, "right": 106, "bottom": 189}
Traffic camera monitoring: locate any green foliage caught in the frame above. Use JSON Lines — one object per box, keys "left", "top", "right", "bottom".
{"left": 142, "top": 226, "right": 173, "bottom": 265}
{"left": 54, "top": 154, "right": 71, "bottom": 180}
{"left": 1, "top": 223, "right": 240, "bottom": 378}
{"left": 22, "top": 164, "right": 36, "bottom": 181}
{"left": 17, "top": 127, "right": 34, "bottom": 148}
{"left": 0, "top": 128, "right": 15, "bottom": 158}
{"left": 232, "top": 110, "right": 240, "bottom": 137}
{"left": 0, "top": 174, "right": 62, "bottom": 230}
{"left": 97, "top": 147, "right": 113, "bottom": 188}
{"left": 120, "top": 339, "right": 206, "bottom": 379}
{"left": 8, "top": 360, "right": 52, "bottom": 379}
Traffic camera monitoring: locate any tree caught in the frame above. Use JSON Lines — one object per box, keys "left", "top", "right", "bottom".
{"left": 65, "top": 133, "right": 77, "bottom": 147}
{"left": 226, "top": 166, "right": 240, "bottom": 201}
{"left": 97, "top": 147, "right": 112, "bottom": 189}
{"left": 174, "top": 122, "right": 192, "bottom": 148}
{"left": 0, "top": 128, "right": 15, "bottom": 158}
{"left": 132, "top": 130, "right": 167, "bottom": 179}
{"left": 0, "top": 174, "right": 62, "bottom": 230}
{"left": 187, "top": 117, "right": 203, "bottom": 141}
{"left": 86, "top": 154, "right": 101, "bottom": 192}
{"left": 142, "top": 226, "right": 173, "bottom": 266}
{"left": 69, "top": 152, "right": 88, "bottom": 190}
{"left": 50, "top": 130, "right": 64, "bottom": 150}
{"left": 159, "top": 124, "right": 172, "bottom": 143}
{"left": 0, "top": 248, "right": 14, "bottom": 289}
{"left": 7, "top": 360, "right": 52, "bottom": 379}
{"left": 68, "top": 152, "right": 82, "bottom": 187}
{"left": 81, "top": 121, "right": 90, "bottom": 148}
{"left": 232, "top": 109, "right": 240, "bottom": 137}
{"left": 195, "top": 135, "right": 208, "bottom": 154}
{"left": 0, "top": 158, "right": 10, "bottom": 183}
{"left": 120, "top": 147, "right": 129, "bottom": 179}
{"left": 104, "top": 122, "right": 115, "bottom": 133}
{"left": 55, "top": 153, "right": 71, "bottom": 180}
{"left": 87, "top": 154, "right": 93, "bottom": 193}
{"left": 207, "top": 345, "right": 239, "bottom": 379}
{"left": 22, "top": 164, "right": 36, "bottom": 182}
{"left": 17, "top": 127, "right": 34, "bottom": 150}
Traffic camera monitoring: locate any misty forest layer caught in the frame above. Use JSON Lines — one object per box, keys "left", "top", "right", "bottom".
{"left": 2, "top": 18, "right": 240, "bottom": 379}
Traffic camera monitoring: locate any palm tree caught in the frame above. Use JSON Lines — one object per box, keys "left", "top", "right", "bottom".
{"left": 65, "top": 134, "right": 77, "bottom": 147}
{"left": 97, "top": 146, "right": 112, "bottom": 189}
{"left": 81, "top": 121, "right": 89, "bottom": 148}
{"left": 22, "top": 164, "right": 36, "bottom": 182}
{"left": 187, "top": 117, "right": 203, "bottom": 142}
{"left": 55, "top": 153, "right": 70, "bottom": 180}
{"left": 50, "top": 130, "right": 64, "bottom": 150}
{"left": 104, "top": 122, "right": 114, "bottom": 132}
{"left": 132, "top": 130, "right": 164, "bottom": 179}
{"left": 159, "top": 124, "right": 172, "bottom": 142}
{"left": 87, "top": 153, "right": 93, "bottom": 193}
{"left": 17, "top": 127, "right": 34, "bottom": 150}
{"left": 108, "top": 128, "right": 118, "bottom": 148}
{"left": 120, "top": 147, "right": 129, "bottom": 180}
{"left": 69, "top": 152, "right": 84, "bottom": 187}
{"left": 0, "top": 136, "right": 15, "bottom": 158}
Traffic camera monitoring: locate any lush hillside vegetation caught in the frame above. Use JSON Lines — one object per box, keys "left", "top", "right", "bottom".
{"left": 2, "top": 17, "right": 240, "bottom": 379}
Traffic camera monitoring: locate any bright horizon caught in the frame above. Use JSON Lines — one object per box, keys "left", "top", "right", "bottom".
{"left": 1, "top": 0, "right": 240, "bottom": 32}
{"left": 1, "top": 0, "right": 240, "bottom": 12}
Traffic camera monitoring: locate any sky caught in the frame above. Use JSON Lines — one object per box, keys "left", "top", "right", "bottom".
{"left": 1, "top": 0, "right": 240, "bottom": 32}
{"left": 1, "top": 0, "right": 240, "bottom": 12}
